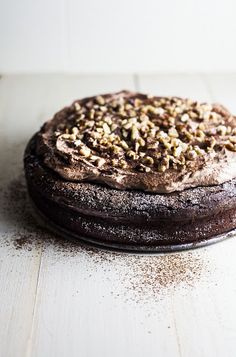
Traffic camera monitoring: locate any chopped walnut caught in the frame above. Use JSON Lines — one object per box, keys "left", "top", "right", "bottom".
{"left": 55, "top": 92, "right": 236, "bottom": 174}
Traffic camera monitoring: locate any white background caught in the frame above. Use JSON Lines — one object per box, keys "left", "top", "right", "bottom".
{"left": 1, "top": 0, "right": 236, "bottom": 73}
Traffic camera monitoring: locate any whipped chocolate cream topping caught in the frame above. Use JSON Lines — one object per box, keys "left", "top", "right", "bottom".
{"left": 36, "top": 91, "right": 236, "bottom": 193}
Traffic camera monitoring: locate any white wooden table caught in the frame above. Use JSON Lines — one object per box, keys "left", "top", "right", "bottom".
{"left": 0, "top": 73, "right": 236, "bottom": 357}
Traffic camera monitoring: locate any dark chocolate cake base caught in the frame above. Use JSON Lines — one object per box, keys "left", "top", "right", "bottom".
{"left": 30, "top": 198, "right": 236, "bottom": 252}
{"left": 24, "top": 136, "right": 236, "bottom": 252}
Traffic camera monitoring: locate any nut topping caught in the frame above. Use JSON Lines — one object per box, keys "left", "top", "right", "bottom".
{"left": 55, "top": 92, "right": 236, "bottom": 174}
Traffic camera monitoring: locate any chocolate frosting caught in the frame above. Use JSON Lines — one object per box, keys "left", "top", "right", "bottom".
{"left": 36, "top": 91, "right": 236, "bottom": 193}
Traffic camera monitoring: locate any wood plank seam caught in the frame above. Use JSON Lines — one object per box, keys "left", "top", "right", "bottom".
{"left": 25, "top": 247, "right": 43, "bottom": 357}
{"left": 133, "top": 74, "right": 140, "bottom": 91}
{"left": 199, "top": 73, "right": 215, "bottom": 101}
{"left": 171, "top": 294, "right": 183, "bottom": 357}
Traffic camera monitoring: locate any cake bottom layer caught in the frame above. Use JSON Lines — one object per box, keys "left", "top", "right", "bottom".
{"left": 27, "top": 185, "right": 236, "bottom": 251}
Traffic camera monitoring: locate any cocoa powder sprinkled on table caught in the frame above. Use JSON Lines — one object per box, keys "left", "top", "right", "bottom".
{"left": 0, "top": 171, "right": 209, "bottom": 303}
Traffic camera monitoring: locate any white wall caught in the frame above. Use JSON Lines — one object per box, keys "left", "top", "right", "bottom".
{"left": 1, "top": 0, "right": 236, "bottom": 73}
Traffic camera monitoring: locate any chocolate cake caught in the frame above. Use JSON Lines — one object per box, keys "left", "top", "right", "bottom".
{"left": 24, "top": 91, "right": 236, "bottom": 251}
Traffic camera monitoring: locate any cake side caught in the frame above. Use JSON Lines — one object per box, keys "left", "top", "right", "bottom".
{"left": 24, "top": 137, "right": 236, "bottom": 246}
{"left": 24, "top": 135, "right": 236, "bottom": 223}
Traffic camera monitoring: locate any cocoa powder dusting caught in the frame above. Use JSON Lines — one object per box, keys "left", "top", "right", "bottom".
{"left": 0, "top": 169, "right": 210, "bottom": 303}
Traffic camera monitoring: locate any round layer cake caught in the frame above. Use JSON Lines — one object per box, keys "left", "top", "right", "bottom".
{"left": 24, "top": 91, "right": 236, "bottom": 251}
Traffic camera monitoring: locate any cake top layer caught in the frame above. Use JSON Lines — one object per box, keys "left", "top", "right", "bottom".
{"left": 36, "top": 90, "right": 236, "bottom": 193}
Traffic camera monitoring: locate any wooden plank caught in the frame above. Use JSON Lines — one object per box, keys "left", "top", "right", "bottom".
{"left": 137, "top": 73, "right": 211, "bottom": 102}
{"left": 137, "top": 73, "right": 236, "bottom": 357}
{"left": 28, "top": 237, "right": 236, "bottom": 357}
{"left": 0, "top": 74, "right": 47, "bottom": 357}
{"left": 0, "top": 74, "right": 135, "bottom": 141}
{"left": 203, "top": 73, "right": 236, "bottom": 112}
{"left": 29, "top": 244, "right": 185, "bottom": 357}
{"left": 171, "top": 239, "right": 236, "bottom": 357}
{"left": 0, "top": 137, "right": 43, "bottom": 357}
